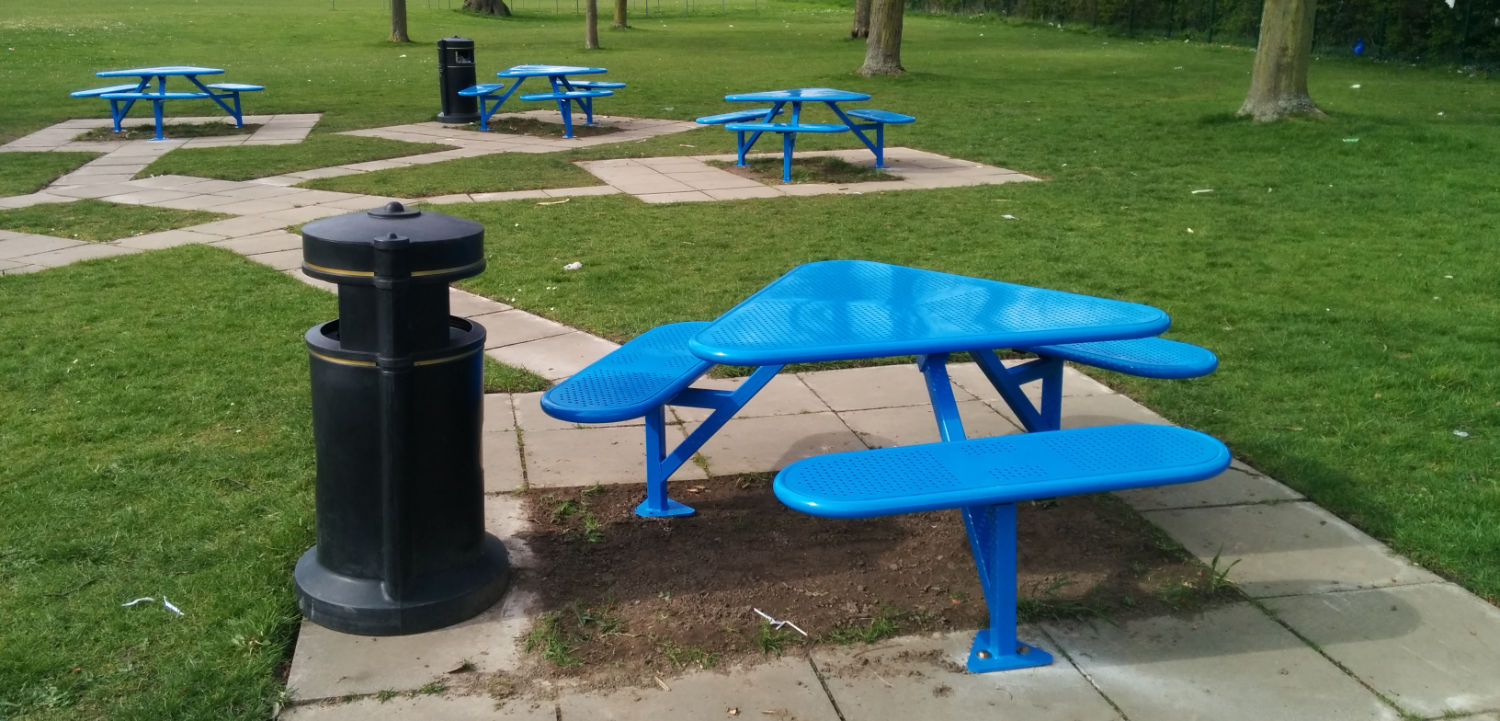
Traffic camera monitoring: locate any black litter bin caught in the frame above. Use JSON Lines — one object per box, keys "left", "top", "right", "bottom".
{"left": 437, "top": 36, "right": 479, "bottom": 124}
{"left": 293, "top": 201, "right": 509, "bottom": 636}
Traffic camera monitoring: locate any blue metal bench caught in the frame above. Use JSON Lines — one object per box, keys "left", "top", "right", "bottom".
{"left": 722, "top": 121, "right": 851, "bottom": 183}
{"left": 565, "top": 80, "right": 626, "bottom": 90}
{"left": 90, "top": 84, "right": 263, "bottom": 140}
{"left": 841, "top": 108, "right": 915, "bottom": 169}
{"left": 541, "top": 322, "right": 783, "bottom": 518}
{"left": 1020, "top": 337, "right": 1218, "bottom": 379}
{"left": 517, "top": 89, "right": 613, "bottom": 138}
{"left": 774, "top": 424, "right": 1231, "bottom": 673}
{"left": 542, "top": 321, "right": 1219, "bottom": 519}
{"left": 458, "top": 83, "right": 510, "bottom": 131}
{"left": 70, "top": 84, "right": 146, "bottom": 133}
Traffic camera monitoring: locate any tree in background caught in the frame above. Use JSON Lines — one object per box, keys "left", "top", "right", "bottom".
{"left": 614, "top": 0, "right": 628, "bottom": 28}
{"left": 463, "top": 0, "right": 512, "bottom": 16}
{"left": 1239, "top": 0, "right": 1324, "bottom": 120}
{"left": 586, "top": 0, "right": 600, "bottom": 48}
{"left": 859, "top": 0, "right": 905, "bottom": 75}
{"left": 851, "top": 0, "right": 871, "bottom": 38}
{"left": 390, "top": 0, "right": 411, "bottom": 42}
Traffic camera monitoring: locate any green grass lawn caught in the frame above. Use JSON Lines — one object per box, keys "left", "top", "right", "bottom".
{"left": 0, "top": 153, "right": 100, "bottom": 196}
{"left": 2, "top": 0, "right": 1499, "bottom": 717}
{"left": 0, "top": 200, "right": 228, "bottom": 241}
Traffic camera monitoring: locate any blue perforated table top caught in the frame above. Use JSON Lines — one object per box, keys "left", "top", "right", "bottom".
{"left": 97, "top": 66, "right": 224, "bottom": 77}
{"left": 497, "top": 64, "right": 606, "bottom": 78}
{"left": 688, "top": 260, "right": 1172, "bottom": 366}
{"left": 724, "top": 87, "right": 871, "bottom": 103}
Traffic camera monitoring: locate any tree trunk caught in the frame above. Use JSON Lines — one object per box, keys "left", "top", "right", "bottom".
{"left": 1238, "top": 0, "right": 1324, "bottom": 121}
{"left": 859, "top": 0, "right": 905, "bottom": 76}
{"left": 462, "top": 0, "right": 512, "bottom": 15}
{"left": 585, "top": 0, "right": 600, "bottom": 48}
{"left": 389, "top": 0, "right": 411, "bottom": 42}
{"left": 613, "top": 0, "right": 628, "bottom": 28}
{"left": 851, "top": 0, "right": 871, "bottom": 38}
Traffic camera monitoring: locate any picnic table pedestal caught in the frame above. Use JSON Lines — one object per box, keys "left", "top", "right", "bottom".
{"left": 293, "top": 202, "right": 509, "bottom": 636}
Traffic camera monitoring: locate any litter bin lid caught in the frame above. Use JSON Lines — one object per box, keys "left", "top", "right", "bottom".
{"left": 302, "top": 202, "right": 486, "bottom": 284}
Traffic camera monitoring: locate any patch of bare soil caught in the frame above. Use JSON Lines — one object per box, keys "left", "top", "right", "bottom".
{"left": 74, "top": 123, "right": 260, "bottom": 142}
{"left": 711, "top": 156, "right": 893, "bottom": 184}
{"left": 512, "top": 474, "right": 1238, "bottom": 690}
{"left": 472, "top": 116, "right": 620, "bottom": 138}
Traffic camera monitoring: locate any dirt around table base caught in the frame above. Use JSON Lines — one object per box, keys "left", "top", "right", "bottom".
{"left": 513, "top": 474, "right": 1240, "bottom": 691}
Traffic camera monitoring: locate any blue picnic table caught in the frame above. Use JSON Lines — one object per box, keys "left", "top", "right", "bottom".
{"left": 70, "top": 66, "right": 264, "bottom": 141}
{"left": 461, "top": 64, "right": 622, "bottom": 138}
{"left": 697, "top": 87, "right": 916, "bottom": 182}
{"left": 541, "top": 259, "right": 1228, "bottom": 674}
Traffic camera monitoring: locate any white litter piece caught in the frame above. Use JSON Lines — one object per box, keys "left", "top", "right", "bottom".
{"left": 1454, "top": 430, "right": 1470, "bottom": 438}
{"left": 563, "top": 262, "right": 583, "bottom": 271}
{"left": 162, "top": 597, "right": 184, "bottom": 616}
{"left": 121, "top": 597, "right": 155, "bottom": 607}
{"left": 122, "top": 596, "right": 185, "bottom": 616}
{"left": 1001, "top": 214, "right": 1017, "bottom": 220}
{"left": 536, "top": 198, "right": 571, "bottom": 207}
{"left": 1191, "top": 189, "right": 1214, "bottom": 194}
{"left": 752, "top": 608, "right": 807, "bottom": 637}
{"left": 1351, "top": 83, "right": 1362, "bottom": 89}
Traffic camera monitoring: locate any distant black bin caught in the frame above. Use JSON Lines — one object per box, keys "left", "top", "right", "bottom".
{"left": 293, "top": 201, "right": 509, "bottom": 636}
{"left": 437, "top": 36, "right": 479, "bottom": 123}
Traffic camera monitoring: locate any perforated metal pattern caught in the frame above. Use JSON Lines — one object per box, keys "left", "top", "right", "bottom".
{"left": 1020, "top": 338, "right": 1218, "bottom": 379}
{"left": 775, "top": 424, "right": 1230, "bottom": 518}
{"left": 691, "top": 260, "right": 1170, "bottom": 365}
{"left": 541, "top": 322, "right": 713, "bottom": 423}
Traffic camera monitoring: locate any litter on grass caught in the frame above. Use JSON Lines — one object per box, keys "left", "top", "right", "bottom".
{"left": 121, "top": 596, "right": 185, "bottom": 616}
{"left": 753, "top": 608, "right": 807, "bottom": 636}
{"left": 1191, "top": 189, "right": 1214, "bottom": 194}
{"left": 563, "top": 262, "right": 583, "bottom": 271}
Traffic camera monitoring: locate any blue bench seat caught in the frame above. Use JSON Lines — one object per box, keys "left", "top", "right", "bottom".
{"left": 1019, "top": 337, "right": 1218, "bottom": 379}
{"left": 542, "top": 322, "right": 714, "bottom": 424}
{"left": 458, "top": 83, "right": 511, "bottom": 131}
{"left": 775, "top": 424, "right": 1231, "bottom": 672}
{"left": 518, "top": 89, "right": 614, "bottom": 138}
{"left": 565, "top": 80, "right": 626, "bottom": 90}
{"left": 204, "top": 82, "right": 264, "bottom": 93}
{"left": 841, "top": 108, "right": 915, "bottom": 170}
{"left": 722, "top": 121, "right": 851, "bottom": 183}
{"left": 694, "top": 108, "right": 783, "bottom": 125}
{"left": 70, "top": 83, "right": 144, "bottom": 98}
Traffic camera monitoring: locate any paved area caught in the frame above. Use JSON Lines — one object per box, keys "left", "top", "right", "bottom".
{"left": 3, "top": 114, "right": 1498, "bottom": 721}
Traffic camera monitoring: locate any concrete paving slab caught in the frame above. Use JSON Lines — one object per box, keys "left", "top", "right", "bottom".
{"left": 23, "top": 243, "right": 139, "bottom": 267}
{"left": 703, "top": 186, "right": 784, "bottom": 200}
{"left": 840, "top": 401, "right": 1022, "bottom": 448}
{"left": 483, "top": 430, "right": 526, "bottom": 494}
{"left": 0, "top": 233, "right": 83, "bottom": 259}
{"left": 115, "top": 229, "right": 222, "bottom": 250}
{"left": 513, "top": 391, "right": 585, "bottom": 432}
{"left": 189, "top": 215, "right": 296, "bottom": 237}
{"left": 469, "top": 190, "right": 553, "bottom": 203}
{"left": 472, "top": 310, "right": 575, "bottom": 349}
{"left": 283, "top": 268, "right": 338, "bottom": 293}
{"left": 147, "top": 193, "right": 247, "bottom": 211}
{"left": 287, "top": 585, "right": 538, "bottom": 701}
{"left": 669, "top": 374, "right": 832, "bottom": 423}
{"left": 245, "top": 248, "right": 305, "bottom": 271}
{"left": 1144, "top": 502, "right": 1442, "bottom": 598}
{"left": 813, "top": 631, "right": 1122, "bottom": 721}
{"left": 521, "top": 424, "right": 706, "bottom": 488}
{"left": 1262, "top": 584, "right": 1500, "bottom": 718}
{"left": 282, "top": 694, "right": 554, "bottom": 721}
{"left": 256, "top": 205, "right": 351, "bottom": 224}
{"left": 542, "top": 185, "right": 620, "bottom": 198}
{"left": 799, "top": 364, "right": 974, "bottom": 412}
{"left": 637, "top": 191, "right": 716, "bottom": 204}
{"left": 690, "top": 412, "right": 866, "bottom": 475}
{"left": 212, "top": 230, "right": 302, "bottom": 255}
{"left": 0, "top": 192, "right": 76, "bottom": 208}
{"left": 45, "top": 184, "right": 132, "bottom": 199}
{"left": 486, "top": 331, "right": 619, "bottom": 381}
{"left": 214, "top": 198, "right": 302, "bottom": 215}
{"left": 450, "top": 289, "right": 511, "bottom": 317}
{"left": 1057, "top": 391, "right": 1174, "bottom": 428}
{"left": 556, "top": 656, "right": 839, "bottom": 721}
{"left": 1046, "top": 602, "right": 1402, "bottom": 721}
{"left": 1, "top": 263, "right": 44, "bottom": 275}
{"left": 484, "top": 393, "right": 516, "bottom": 432}
{"left": 1114, "top": 464, "right": 1303, "bottom": 511}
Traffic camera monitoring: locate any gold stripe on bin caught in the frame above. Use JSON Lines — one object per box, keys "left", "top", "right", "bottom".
{"left": 310, "top": 348, "right": 479, "bottom": 368}
{"left": 302, "top": 260, "right": 484, "bottom": 279}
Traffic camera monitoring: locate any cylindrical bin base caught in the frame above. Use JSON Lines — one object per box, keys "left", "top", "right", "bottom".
{"left": 295, "top": 316, "right": 509, "bottom": 635}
